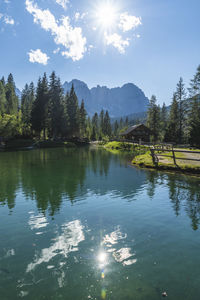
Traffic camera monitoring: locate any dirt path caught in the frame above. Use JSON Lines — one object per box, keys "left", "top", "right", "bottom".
{"left": 157, "top": 150, "right": 200, "bottom": 166}
{"left": 179, "top": 151, "right": 200, "bottom": 166}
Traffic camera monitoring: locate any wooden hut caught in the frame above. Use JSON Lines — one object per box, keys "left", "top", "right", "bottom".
{"left": 120, "top": 124, "right": 150, "bottom": 142}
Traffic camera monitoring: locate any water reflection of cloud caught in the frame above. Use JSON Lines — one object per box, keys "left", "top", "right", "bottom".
{"left": 103, "top": 227, "right": 137, "bottom": 266}
{"left": 26, "top": 220, "right": 85, "bottom": 273}
{"left": 113, "top": 248, "right": 137, "bottom": 266}
{"left": 103, "top": 226, "right": 127, "bottom": 246}
{"left": 28, "top": 213, "right": 49, "bottom": 230}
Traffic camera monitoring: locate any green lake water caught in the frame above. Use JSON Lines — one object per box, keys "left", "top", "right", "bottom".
{"left": 0, "top": 147, "right": 200, "bottom": 300}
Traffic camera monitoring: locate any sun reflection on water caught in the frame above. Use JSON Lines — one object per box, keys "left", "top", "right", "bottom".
{"left": 97, "top": 250, "right": 108, "bottom": 299}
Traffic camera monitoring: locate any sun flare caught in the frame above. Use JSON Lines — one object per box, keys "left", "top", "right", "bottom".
{"left": 96, "top": 2, "right": 117, "bottom": 29}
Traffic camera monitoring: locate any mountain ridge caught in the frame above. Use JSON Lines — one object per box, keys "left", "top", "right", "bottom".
{"left": 63, "top": 79, "right": 149, "bottom": 118}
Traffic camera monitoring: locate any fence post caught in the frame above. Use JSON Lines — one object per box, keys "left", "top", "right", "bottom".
{"left": 150, "top": 148, "right": 156, "bottom": 165}
{"left": 172, "top": 149, "right": 176, "bottom": 165}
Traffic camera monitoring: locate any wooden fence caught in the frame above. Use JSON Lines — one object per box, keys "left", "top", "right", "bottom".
{"left": 150, "top": 146, "right": 200, "bottom": 166}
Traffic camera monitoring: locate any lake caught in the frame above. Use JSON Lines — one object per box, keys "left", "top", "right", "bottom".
{"left": 0, "top": 146, "right": 200, "bottom": 300}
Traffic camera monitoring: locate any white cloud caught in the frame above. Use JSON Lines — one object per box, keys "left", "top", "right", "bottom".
{"left": 28, "top": 49, "right": 49, "bottom": 65}
{"left": 74, "top": 12, "right": 80, "bottom": 21}
{"left": 119, "top": 13, "right": 141, "bottom": 32}
{"left": 3, "top": 15, "right": 15, "bottom": 25}
{"left": 74, "top": 12, "right": 86, "bottom": 21}
{"left": 55, "top": 0, "right": 69, "bottom": 10}
{"left": 4, "top": 0, "right": 10, "bottom": 3}
{"left": 104, "top": 32, "right": 129, "bottom": 54}
{"left": 25, "top": 0, "right": 87, "bottom": 61}
{"left": 53, "top": 47, "right": 60, "bottom": 54}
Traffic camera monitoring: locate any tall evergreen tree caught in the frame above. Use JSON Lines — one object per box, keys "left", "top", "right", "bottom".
{"left": 103, "top": 110, "right": 112, "bottom": 137}
{"left": 160, "top": 102, "right": 168, "bottom": 141}
{"left": 5, "top": 73, "right": 18, "bottom": 114}
{"left": 48, "top": 71, "right": 64, "bottom": 138}
{"left": 0, "top": 81, "right": 6, "bottom": 115}
{"left": 21, "top": 82, "right": 35, "bottom": 136}
{"left": 187, "top": 66, "right": 200, "bottom": 146}
{"left": 188, "top": 96, "right": 200, "bottom": 147}
{"left": 66, "top": 84, "right": 80, "bottom": 137}
{"left": 31, "top": 74, "right": 49, "bottom": 139}
{"left": 146, "top": 95, "right": 160, "bottom": 142}
{"left": 99, "top": 109, "right": 105, "bottom": 135}
{"left": 114, "top": 120, "right": 119, "bottom": 137}
{"left": 79, "top": 99, "right": 87, "bottom": 137}
{"left": 188, "top": 65, "right": 200, "bottom": 97}
{"left": 0, "top": 76, "right": 5, "bottom": 87}
{"left": 91, "top": 112, "right": 99, "bottom": 140}
{"left": 165, "top": 93, "right": 179, "bottom": 142}
{"left": 176, "top": 77, "right": 187, "bottom": 143}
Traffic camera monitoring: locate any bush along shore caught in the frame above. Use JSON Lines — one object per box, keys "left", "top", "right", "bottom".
{"left": 103, "top": 141, "right": 148, "bottom": 153}
{"left": 0, "top": 138, "right": 90, "bottom": 151}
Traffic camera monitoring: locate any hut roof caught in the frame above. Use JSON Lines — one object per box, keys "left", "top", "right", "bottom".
{"left": 120, "top": 124, "right": 150, "bottom": 136}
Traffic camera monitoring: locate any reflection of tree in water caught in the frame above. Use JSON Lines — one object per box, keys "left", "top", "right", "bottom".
{"left": 89, "top": 148, "right": 111, "bottom": 177}
{"left": 0, "top": 147, "right": 113, "bottom": 215}
{"left": 2, "top": 147, "right": 200, "bottom": 229}
{"left": 166, "top": 174, "right": 200, "bottom": 230}
{"left": 146, "top": 171, "right": 159, "bottom": 198}
{"left": 0, "top": 152, "right": 21, "bottom": 210}
{"left": 146, "top": 171, "right": 200, "bottom": 230}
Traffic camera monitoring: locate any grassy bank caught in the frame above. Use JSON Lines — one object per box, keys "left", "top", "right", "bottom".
{"left": 132, "top": 151, "right": 200, "bottom": 174}
{"left": 104, "top": 141, "right": 148, "bottom": 152}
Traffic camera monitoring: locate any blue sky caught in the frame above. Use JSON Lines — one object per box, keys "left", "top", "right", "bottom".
{"left": 0, "top": 0, "right": 200, "bottom": 105}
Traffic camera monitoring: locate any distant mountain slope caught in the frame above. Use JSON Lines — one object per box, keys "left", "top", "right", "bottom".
{"left": 63, "top": 79, "right": 149, "bottom": 118}
{"left": 15, "top": 88, "right": 21, "bottom": 99}
{"left": 111, "top": 111, "right": 147, "bottom": 124}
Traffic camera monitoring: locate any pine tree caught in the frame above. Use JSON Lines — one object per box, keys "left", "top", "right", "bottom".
{"left": 21, "top": 82, "right": 35, "bottom": 136}
{"left": 79, "top": 99, "right": 87, "bottom": 137}
{"left": 176, "top": 77, "right": 187, "bottom": 143}
{"left": 165, "top": 93, "right": 179, "bottom": 142}
{"left": 188, "top": 96, "right": 200, "bottom": 147}
{"left": 31, "top": 74, "right": 49, "bottom": 139}
{"left": 99, "top": 109, "right": 105, "bottom": 135}
{"left": 48, "top": 71, "right": 64, "bottom": 139}
{"left": 187, "top": 66, "right": 200, "bottom": 146}
{"left": 160, "top": 102, "right": 168, "bottom": 141}
{"left": 91, "top": 112, "right": 99, "bottom": 140}
{"left": 0, "top": 81, "right": 6, "bottom": 115}
{"left": 0, "top": 76, "right": 5, "bottom": 87}
{"left": 188, "top": 65, "right": 200, "bottom": 97}
{"left": 146, "top": 95, "right": 160, "bottom": 142}
{"left": 103, "top": 110, "right": 112, "bottom": 137}
{"left": 114, "top": 120, "right": 119, "bottom": 137}
{"left": 5, "top": 73, "right": 18, "bottom": 114}
{"left": 86, "top": 116, "right": 92, "bottom": 140}
{"left": 66, "top": 84, "right": 80, "bottom": 137}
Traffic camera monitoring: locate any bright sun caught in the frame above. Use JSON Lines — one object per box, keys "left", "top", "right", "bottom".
{"left": 96, "top": 2, "right": 117, "bottom": 29}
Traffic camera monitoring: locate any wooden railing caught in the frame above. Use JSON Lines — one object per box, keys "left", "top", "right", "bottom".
{"left": 150, "top": 146, "right": 200, "bottom": 166}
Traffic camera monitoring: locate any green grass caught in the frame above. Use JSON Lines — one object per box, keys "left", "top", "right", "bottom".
{"left": 104, "top": 141, "right": 148, "bottom": 152}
